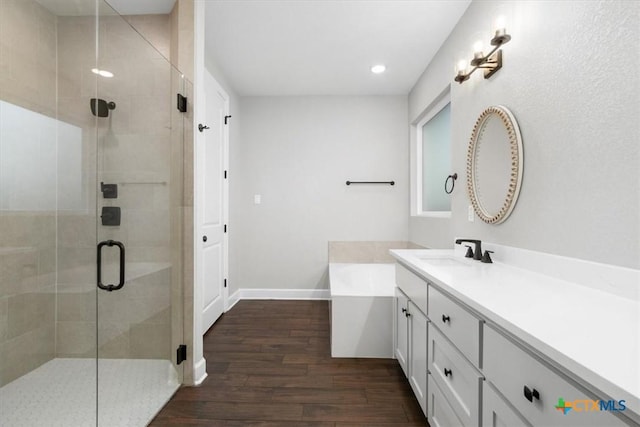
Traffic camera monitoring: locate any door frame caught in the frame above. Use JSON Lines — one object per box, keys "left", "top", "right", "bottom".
{"left": 193, "top": 7, "right": 231, "bottom": 385}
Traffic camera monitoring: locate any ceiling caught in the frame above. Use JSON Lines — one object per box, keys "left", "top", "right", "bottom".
{"left": 204, "top": 0, "right": 471, "bottom": 96}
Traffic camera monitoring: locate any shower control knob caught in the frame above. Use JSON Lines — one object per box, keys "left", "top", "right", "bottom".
{"left": 202, "top": 235, "right": 207, "bottom": 242}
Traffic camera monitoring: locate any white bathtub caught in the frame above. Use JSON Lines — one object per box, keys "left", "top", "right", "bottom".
{"left": 329, "top": 263, "right": 396, "bottom": 358}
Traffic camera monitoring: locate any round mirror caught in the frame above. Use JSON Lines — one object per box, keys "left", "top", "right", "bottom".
{"left": 466, "top": 105, "right": 523, "bottom": 224}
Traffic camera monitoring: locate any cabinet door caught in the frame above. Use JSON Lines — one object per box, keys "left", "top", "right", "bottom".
{"left": 409, "top": 301, "right": 428, "bottom": 416}
{"left": 484, "top": 326, "right": 629, "bottom": 427}
{"left": 395, "top": 290, "right": 409, "bottom": 377}
{"left": 483, "top": 381, "right": 531, "bottom": 427}
{"left": 429, "top": 373, "right": 465, "bottom": 427}
{"left": 429, "top": 323, "right": 483, "bottom": 426}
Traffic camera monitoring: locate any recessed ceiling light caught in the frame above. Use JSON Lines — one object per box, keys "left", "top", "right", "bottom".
{"left": 371, "top": 64, "right": 386, "bottom": 74}
{"left": 91, "top": 68, "right": 114, "bottom": 78}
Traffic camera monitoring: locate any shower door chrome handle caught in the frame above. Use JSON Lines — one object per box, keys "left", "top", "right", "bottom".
{"left": 97, "top": 240, "right": 125, "bottom": 291}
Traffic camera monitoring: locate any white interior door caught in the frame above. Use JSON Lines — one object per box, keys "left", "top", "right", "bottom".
{"left": 198, "top": 70, "right": 228, "bottom": 333}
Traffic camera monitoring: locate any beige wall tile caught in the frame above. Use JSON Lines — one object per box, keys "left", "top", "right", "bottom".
{"left": 123, "top": 14, "right": 171, "bottom": 60}
{"left": 0, "top": 324, "right": 54, "bottom": 386}
{"left": 127, "top": 209, "right": 170, "bottom": 247}
{"left": 373, "top": 241, "right": 411, "bottom": 263}
{"left": 127, "top": 246, "right": 171, "bottom": 263}
{"left": 56, "top": 321, "right": 96, "bottom": 358}
{"left": 0, "top": 248, "right": 40, "bottom": 298}
{"left": 329, "top": 241, "right": 416, "bottom": 263}
{"left": 0, "top": 0, "right": 57, "bottom": 116}
{"left": 0, "top": 297, "right": 7, "bottom": 342}
{"left": 98, "top": 329, "right": 130, "bottom": 359}
{"left": 7, "top": 290, "right": 55, "bottom": 339}
{"left": 328, "top": 241, "right": 376, "bottom": 263}
{"left": 130, "top": 323, "right": 170, "bottom": 359}
{"left": 57, "top": 289, "right": 95, "bottom": 322}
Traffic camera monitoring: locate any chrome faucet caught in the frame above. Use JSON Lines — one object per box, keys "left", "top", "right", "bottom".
{"left": 455, "top": 239, "right": 482, "bottom": 261}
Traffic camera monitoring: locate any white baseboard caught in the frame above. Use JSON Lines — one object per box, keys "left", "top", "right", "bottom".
{"left": 192, "top": 357, "right": 208, "bottom": 386}
{"left": 226, "top": 288, "right": 330, "bottom": 311}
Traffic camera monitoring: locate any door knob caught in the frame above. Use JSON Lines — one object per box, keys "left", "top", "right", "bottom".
{"left": 202, "top": 235, "right": 207, "bottom": 242}
{"left": 198, "top": 124, "right": 210, "bottom": 132}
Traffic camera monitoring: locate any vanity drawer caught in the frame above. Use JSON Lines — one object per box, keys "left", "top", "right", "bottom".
{"left": 395, "top": 263, "right": 427, "bottom": 315}
{"left": 482, "top": 381, "right": 531, "bottom": 427}
{"left": 428, "top": 285, "right": 482, "bottom": 367}
{"left": 483, "top": 326, "right": 628, "bottom": 427}
{"left": 428, "top": 373, "right": 465, "bottom": 427}
{"left": 429, "top": 323, "right": 483, "bottom": 427}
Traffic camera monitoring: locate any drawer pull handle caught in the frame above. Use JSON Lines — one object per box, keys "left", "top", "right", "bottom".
{"left": 442, "top": 314, "right": 450, "bottom": 323}
{"left": 401, "top": 308, "right": 407, "bottom": 313}
{"left": 405, "top": 312, "right": 411, "bottom": 317}
{"left": 444, "top": 368, "right": 452, "bottom": 378}
{"left": 523, "top": 385, "right": 540, "bottom": 402}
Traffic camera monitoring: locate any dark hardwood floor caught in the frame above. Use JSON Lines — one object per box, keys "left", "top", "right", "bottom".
{"left": 151, "top": 300, "right": 428, "bottom": 426}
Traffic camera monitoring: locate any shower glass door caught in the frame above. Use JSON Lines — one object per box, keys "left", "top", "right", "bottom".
{"left": 0, "top": 0, "right": 187, "bottom": 425}
{"left": 94, "top": 1, "right": 186, "bottom": 425}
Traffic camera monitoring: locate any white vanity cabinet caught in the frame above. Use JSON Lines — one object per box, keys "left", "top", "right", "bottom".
{"left": 395, "top": 264, "right": 429, "bottom": 416}
{"left": 395, "top": 289, "right": 410, "bottom": 376}
{"left": 483, "top": 325, "right": 629, "bottom": 427}
{"left": 409, "top": 300, "right": 428, "bottom": 414}
{"left": 429, "top": 323, "right": 483, "bottom": 426}
{"left": 427, "top": 285, "right": 484, "bottom": 427}
{"left": 391, "top": 249, "right": 639, "bottom": 427}
{"left": 428, "top": 286, "right": 482, "bottom": 367}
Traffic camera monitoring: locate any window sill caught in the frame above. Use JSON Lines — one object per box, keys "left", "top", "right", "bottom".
{"left": 412, "top": 211, "right": 452, "bottom": 219}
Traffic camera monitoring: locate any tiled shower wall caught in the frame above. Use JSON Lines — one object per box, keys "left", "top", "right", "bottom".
{"left": 0, "top": 0, "right": 57, "bottom": 386}
{"left": 55, "top": 13, "right": 176, "bottom": 360}
{"left": 0, "top": 0, "right": 187, "bottom": 386}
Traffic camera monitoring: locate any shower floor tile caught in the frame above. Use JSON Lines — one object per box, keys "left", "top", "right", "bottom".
{"left": 0, "top": 358, "right": 179, "bottom": 427}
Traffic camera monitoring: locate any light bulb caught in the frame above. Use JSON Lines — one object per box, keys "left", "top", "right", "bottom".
{"left": 371, "top": 64, "right": 386, "bottom": 74}
{"left": 494, "top": 15, "right": 507, "bottom": 33}
{"left": 473, "top": 40, "right": 484, "bottom": 55}
{"left": 456, "top": 60, "right": 467, "bottom": 74}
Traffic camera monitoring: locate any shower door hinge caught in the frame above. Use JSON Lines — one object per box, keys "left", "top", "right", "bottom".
{"left": 176, "top": 344, "right": 187, "bottom": 365}
{"left": 176, "top": 94, "right": 187, "bottom": 113}
{"left": 224, "top": 224, "right": 227, "bottom": 233}
{"left": 224, "top": 115, "right": 232, "bottom": 125}
{"left": 224, "top": 278, "right": 227, "bottom": 288}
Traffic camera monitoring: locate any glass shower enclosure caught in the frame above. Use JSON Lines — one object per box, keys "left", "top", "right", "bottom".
{"left": 0, "top": 0, "right": 189, "bottom": 425}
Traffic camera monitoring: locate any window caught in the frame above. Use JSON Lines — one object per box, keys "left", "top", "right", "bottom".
{"left": 413, "top": 92, "right": 452, "bottom": 217}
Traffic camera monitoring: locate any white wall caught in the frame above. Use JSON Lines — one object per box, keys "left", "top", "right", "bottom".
{"left": 232, "top": 96, "right": 408, "bottom": 293}
{"left": 409, "top": 0, "right": 640, "bottom": 269}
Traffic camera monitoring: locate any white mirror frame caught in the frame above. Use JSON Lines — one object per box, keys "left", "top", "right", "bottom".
{"left": 466, "top": 105, "right": 523, "bottom": 224}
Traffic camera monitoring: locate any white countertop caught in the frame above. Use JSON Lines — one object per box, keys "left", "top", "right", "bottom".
{"left": 390, "top": 249, "right": 640, "bottom": 422}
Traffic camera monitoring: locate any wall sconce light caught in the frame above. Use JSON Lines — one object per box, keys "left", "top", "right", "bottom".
{"left": 454, "top": 17, "right": 511, "bottom": 84}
